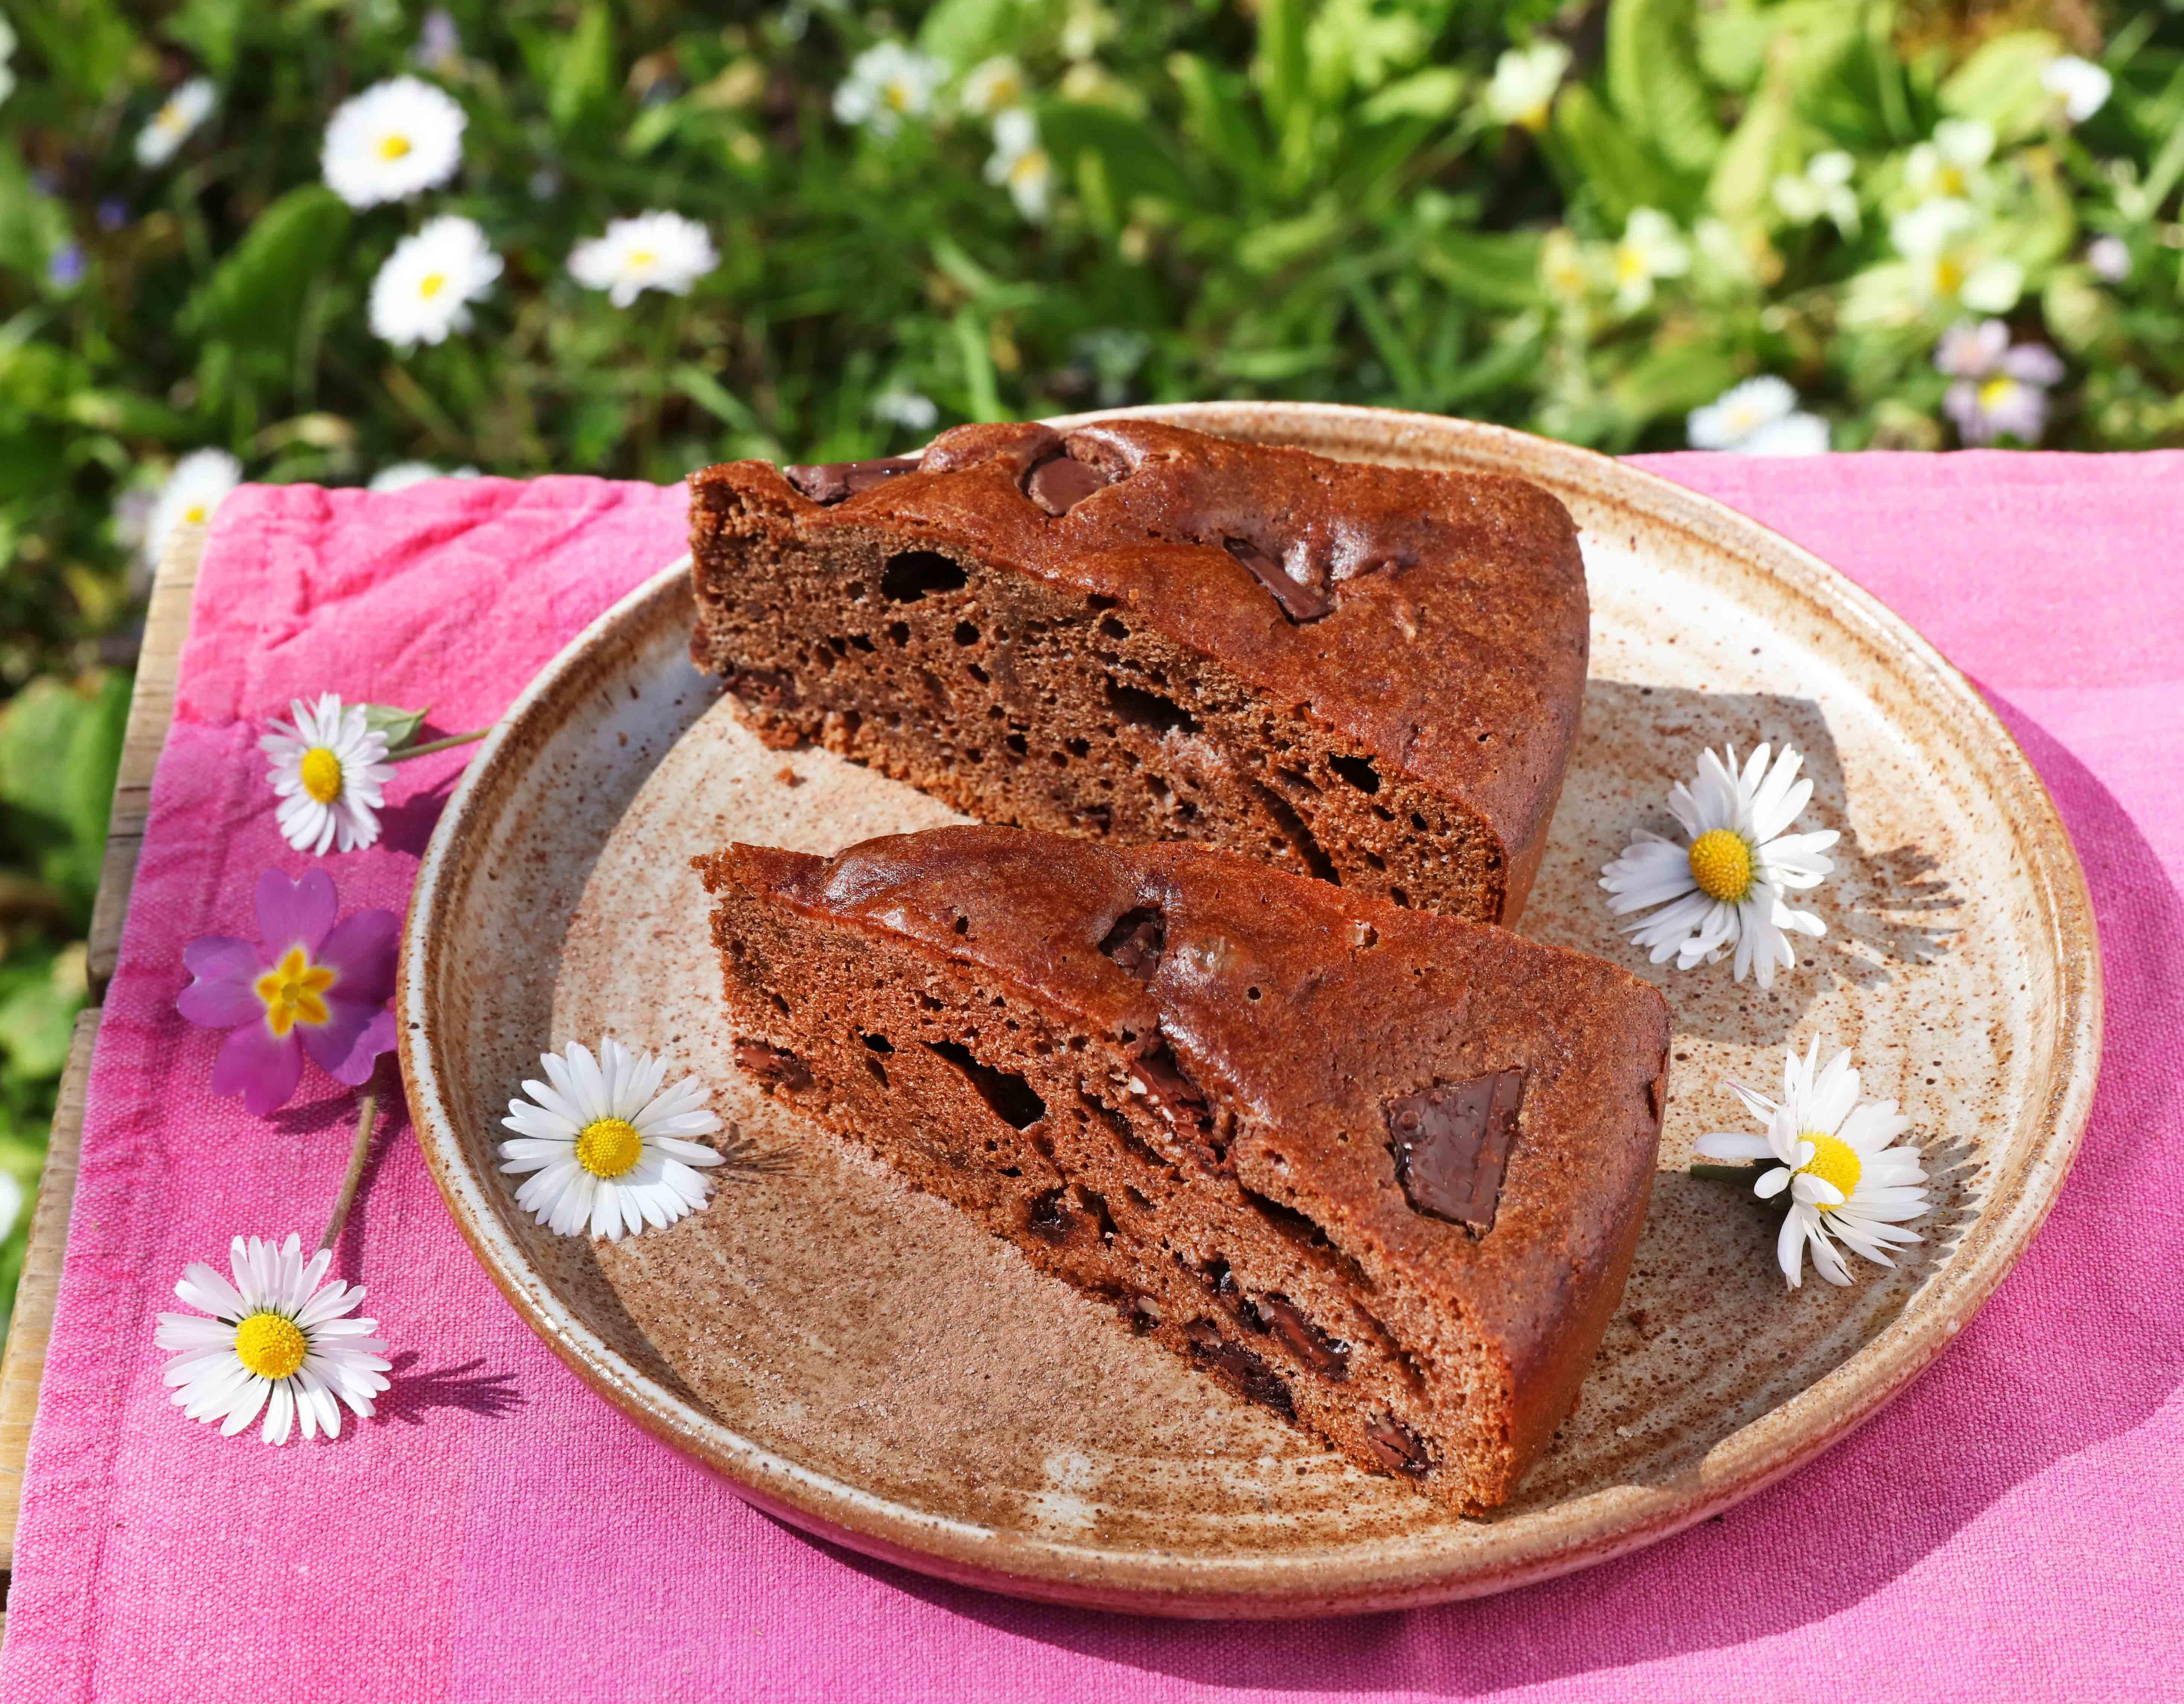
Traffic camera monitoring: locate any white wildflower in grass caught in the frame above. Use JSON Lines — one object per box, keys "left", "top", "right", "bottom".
{"left": 0, "top": 17, "right": 18, "bottom": 109}
{"left": 1935, "top": 319, "right": 2066, "bottom": 446}
{"left": 1696, "top": 1040, "right": 1928, "bottom": 1289}
{"left": 960, "top": 56, "right": 1028, "bottom": 118}
{"left": 1484, "top": 40, "right": 1570, "bottom": 131}
{"left": 1538, "top": 227, "right": 1599, "bottom": 307}
{"left": 2087, "top": 234, "right": 2129, "bottom": 282}
{"left": 1688, "top": 378, "right": 1830, "bottom": 456}
{"left": 1905, "top": 118, "right": 1996, "bottom": 202}
{"left": 322, "top": 76, "right": 466, "bottom": 208}
{"left": 2043, "top": 55, "right": 2111, "bottom": 124}
{"left": 500, "top": 1039, "right": 724, "bottom": 1241}
{"left": 135, "top": 78, "right": 216, "bottom": 168}
{"left": 985, "top": 108, "right": 1053, "bottom": 222}
{"left": 1612, "top": 208, "right": 1690, "bottom": 313}
{"left": 368, "top": 214, "right": 500, "bottom": 350}
{"left": 261, "top": 692, "right": 396, "bottom": 856}
{"left": 1060, "top": 0, "right": 1119, "bottom": 62}
{"left": 155, "top": 1233, "right": 391, "bottom": 1443}
{"left": 833, "top": 42, "right": 946, "bottom": 137}
{"left": 872, "top": 390, "right": 939, "bottom": 432}
{"left": 1772, "top": 150, "right": 1859, "bottom": 234}
{"left": 1601, "top": 742, "right": 1839, "bottom": 988}
{"left": 368, "top": 461, "right": 481, "bottom": 491}
{"left": 146, "top": 448, "right": 241, "bottom": 565}
{"left": 1890, "top": 198, "right": 2023, "bottom": 314}
{"left": 569, "top": 211, "right": 718, "bottom": 308}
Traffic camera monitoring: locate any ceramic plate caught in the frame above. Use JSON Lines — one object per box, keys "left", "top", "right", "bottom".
{"left": 397, "top": 403, "right": 2100, "bottom": 1616}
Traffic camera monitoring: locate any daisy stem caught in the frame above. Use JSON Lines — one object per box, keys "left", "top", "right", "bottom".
{"left": 388, "top": 727, "right": 490, "bottom": 762}
{"left": 320, "top": 1090, "right": 378, "bottom": 1253}
{"left": 1690, "top": 1161, "right": 1767, "bottom": 1186}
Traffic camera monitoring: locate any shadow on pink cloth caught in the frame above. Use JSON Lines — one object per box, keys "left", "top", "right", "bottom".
{"left": 761, "top": 689, "right": 2184, "bottom": 1692}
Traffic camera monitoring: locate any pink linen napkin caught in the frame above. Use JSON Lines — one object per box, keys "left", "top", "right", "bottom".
{"left": 3, "top": 453, "right": 2180, "bottom": 1702}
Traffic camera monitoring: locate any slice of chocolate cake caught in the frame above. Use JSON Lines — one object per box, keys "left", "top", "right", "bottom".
{"left": 687, "top": 419, "right": 1588, "bottom": 925}
{"left": 696, "top": 826, "right": 1669, "bottom": 1511}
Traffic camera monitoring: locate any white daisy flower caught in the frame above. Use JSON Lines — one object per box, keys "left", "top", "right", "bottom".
{"left": 1890, "top": 198, "right": 2023, "bottom": 315}
{"left": 368, "top": 214, "right": 500, "bottom": 350}
{"left": 261, "top": 692, "right": 396, "bottom": 856}
{"left": 568, "top": 211, "right": 719, "bottom": 308}
{"left": 872, "top": 389, "right": 939, "bottom": 432}
{"left": 1695, "top": 1040, "right": 1928, "bottom": 1289}
{"left": 321, "top": 75, "right": 466, "bottom": 209}
{"left": 2042, "top": 55, "right": 2111, "bottom": 125}
{"left": 145, "top": 448, "right": 241, "bottom": 565}
{"left": 1771, "top": 149, "right": 1858, "bottom": 235}
{"left": 154, "top": 1233, "right": 391, "bottom": 1443}
{"left": 960, "top": 56, "right": 1028, "bottom": 119}
{"left": 1601, "top": 742, "right": 1840, "bottom": 988}
{"left": 1483, "top": 40, "right": 1570, "bottom": 131}
{"left": 832, "top": 41, "right": 947, "bottom": 137}
{"left": 135, "top": 77, "right": 216, "bottom": 167}
{"left": 985, "top": 108, "right": 1053, "bottom": 222}
{"left": 1611, "top": 207, "right": 1690, "bottom": 313}
{"left": 368, "top": 460, "right": 482, "bottom": 491}
{"left": 500, "top": 1039, "right": 724, "bottom": 1241}
{"left": 0, "top": 17, "right": 17, "bottom": 110}
{"left": 1905, "top": 118, "right": 1995, "bottom": 202}
{"left": 1688, "top": 377, "right": 1830, "bottom": 456}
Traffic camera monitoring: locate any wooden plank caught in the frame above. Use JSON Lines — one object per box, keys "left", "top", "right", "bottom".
{"left": 87, "top": 527, "right": 203, "bottom": 996}
{"left": 0, "top": 525, "right": 203, "bottom": 1579}
{"left": 0, "top": 1009, "right": 100, "bottom": 1572}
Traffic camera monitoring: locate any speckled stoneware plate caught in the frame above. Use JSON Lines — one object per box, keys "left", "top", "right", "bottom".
{"left": 398, "top": 402, "right": 2100, "bottom": 1617}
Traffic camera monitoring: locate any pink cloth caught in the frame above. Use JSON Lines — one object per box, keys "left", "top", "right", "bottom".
{"left": 5, "top": 455, "right": 2181, "bottom": 1701}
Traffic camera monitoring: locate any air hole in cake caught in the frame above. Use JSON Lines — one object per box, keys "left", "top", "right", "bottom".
{"left": 865, "top": 1056, "right": 888, "bottom": 1088}
{"left": 1330, "top": 754, "right": 1381, "bottom": 794}
{"left": 1005, "top": 733, "right": 1028, "bottom": 756}
{"left": 1097, "top": 906, "right": 1166, "bottom": 979}
{"left": 1081, "top": 1188, "right": 1119, "bottom": 1241}
{"left": 1098, "top": 616, "right": 1130, "bottom": 641}
{"left": 952, "top": 914, "right": 969, "bottom": 935}
{"left": 1275, "top": 766, "right": 1320, "bottom": 795}
{"left": 1026, "top": 1187, "right": 1072, "bottom": 1241}
{"left": 923, "top": 1039, "right": 1047, "bottom": 1129}
{"left": 879, "top": 550, "right": 970, "bottom": 603}
{"left": 886, "top": 622, "right": 909, "bottom": 647}
{"left": 954, "top": 620, "right": 980, "bottom": 646}
{"left": 861, "top": 1032, "right": 894, "bottom": 1053}
{"left": 1104, "top": 676, "right": 1200, "bottom": 737}
{"left": 1066, "top": 738, "right": 1090, "bottom": 759}
{"left": 846, "top": 633, "right": 875, "bottom": 653}
{"left": 1246, "top": 779, "right": 1338, "bottom": 884}
{"left": 1411, "top": 812, "right": 1429, "bottom": 833}
{"left": 965, "top": 662, "right": 989, "bottom": 683}
{"left": 1247, "top": 986, "right": 1262, "bottom": 1000}
{"left": 1388, "top": 886, "right": 1411, "bottom": 908}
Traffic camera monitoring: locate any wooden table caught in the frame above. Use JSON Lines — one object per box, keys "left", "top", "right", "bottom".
{"left": 0, "top": 532, "right": 203, "bottom": 1613}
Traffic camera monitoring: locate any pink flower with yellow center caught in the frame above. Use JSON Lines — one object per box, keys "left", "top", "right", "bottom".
{"left": 178, "top": 869, "right": 398, "bottom": 1115}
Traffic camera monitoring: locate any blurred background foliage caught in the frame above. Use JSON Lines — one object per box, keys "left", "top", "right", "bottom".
{"left": 0, "top": 0, "right": 2178, "bottom": 1339}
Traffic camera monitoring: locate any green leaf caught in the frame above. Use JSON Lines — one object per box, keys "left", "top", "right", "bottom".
{"left": 1940, "top": 30, "right": 2061, "bottom": 143}
{"left": 1705, "top": 71, "right": 1795, "bottom": 225}
{"left": 8, "top": 0, "right": 134, "bottom": 102}
{"left": 0, "top": 950, "right": 84, "bottom": 1083}
{"left": 1168, "top": 53, "right": 1269, "bottom": 192}
{"left": 917, "top": 0, "right": 1021, "bottom": 71}
{"left": 1550, "top": 84, "right": 1691, "bottom": 224}
{"left": 181, "top": 186, "right": 351, "bottom": 354}
{"left": 1419, "top": 231, "right": 1545, "bottom": 308}
{"left": 548, "top": 2, "right": 617, "bottom": 133}
{"left": 164, "top": 0, "right": 249, "bottom": 79}
{"left": 1359, "top": 68, "right": 1467, "bottom": 126}
{"left": 361, "top": 704, "right": 429, "bottom": 751}
{"left": 1606, "top": 0, "right": 1725, "bottom": 175}
{"left": 1608, "top": 339, "right": 1744, "bottom": 432}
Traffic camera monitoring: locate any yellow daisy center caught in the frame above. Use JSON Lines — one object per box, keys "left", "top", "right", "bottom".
{"left": 1614, "top": 246, "right": 1648, "bottom": 286}
{"left": 182, "top": 502, "right": 209, "bottom": 524}
{"left": 419, "top": 271, "right": 447, "bottom": 299}
{"left": 1009, "top": 149, "right": 1048, "bottom": 188}
{"left": 299, "top": 745, "right": 344, "bottom": 804}
{"left": 1519, "top": 99, "right": 1550, "bottom": 131}
{"left": 1796, "top": 1132, "right": 1862, "bottom": 1208}
{"left": 1687, "top": 828, "right": 1755, "bottom": 903}
{"left": 627, "top": 248, "right": 656, "bottom": 271}
{"left": 1978, "top": 376, "right": 2017, "bottom": 412}
{"left": 1933, "top": 255, "right": 1965, "bottom": 298}
{"left": 576, "top": 1116, "right": 644, "bottom": 1179}
{"left": 255, "top": 945, "right": 336, "bottom": 1037}
{"left": 378, "top": 132, "right": 413, "bottom": 161}
{"left": 234, "top": 1311, "right": 308, "bottom": 1380}
{"left": 1934, "top": 164, "right": 1965, "bottom": 196}
{"left": 884, "top": 80, "right": 912, "bottom": 111}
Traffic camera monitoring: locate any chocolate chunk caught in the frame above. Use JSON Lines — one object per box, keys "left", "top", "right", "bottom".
{"left": 734, "top": 1036, "right": 814, "bottom": 1094}
{"left": 1024, "top": 453, "right": 1112, "bottom": 516}
{"left": 1363, "top": 1412, "right": 1432, "bottom": 1477}
{"left": 784, "top": 456, "right": 922, "bottom": 504}
{"left": 1255, "top": 1293, "right": 1350, "bottom": 1379}
{"left": 1097, "top": 905, "right": 1166, "bottom": 979}
{"left": 1185, "top": 1319, "right": 1295, "bottom": 1418}
{"left": 1386, "top": 1069, "right": 1524, "bottom": 1231}
{"left": 1026, "top": 1187, "right": 1073, "bottom": 1242}
{"left": 1225, "top": 537, "right": 1334, "bottom": 623}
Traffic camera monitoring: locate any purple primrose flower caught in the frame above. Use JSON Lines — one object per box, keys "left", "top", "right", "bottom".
{"left": 178, "top": 870, "right": 399, "bottom": 1115}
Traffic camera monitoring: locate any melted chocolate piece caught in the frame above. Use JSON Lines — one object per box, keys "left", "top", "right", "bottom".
{"left": 1026, "top": 1187, "right": 1073, "bottom": 1242}
{"left": 1224, "top": 537, "right": 1334, "bottom": 623}
{"left": 1255, "top": 1293, "right": 1350, "bottom": 1379}
{"left": 734, "top": 1036, "right": 814, "bottom": 1094}
{"left": 1386, "top": 1069, "right": 1524, "bottom": 1231}
{"left": 1097, "top": 905, "right": 1166, "bottom": 979}
{"left": 784, "top": 456, "right": 921, "bottom": 504}
{"left": 1024, "top": 452, "right": 1113, "bottom": 516}
{"left": 1185, "top": 1319, "right": 1295, "bottom": 1418}
{"left": 1364, "top": 1412, "right": 1432, "bottom": 1477}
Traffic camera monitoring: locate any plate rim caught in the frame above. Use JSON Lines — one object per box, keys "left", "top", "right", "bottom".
{"left": 397, "top": 402, "right": 2102, "bottom": 1616}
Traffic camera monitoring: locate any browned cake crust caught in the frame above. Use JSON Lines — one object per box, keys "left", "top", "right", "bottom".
{"left": 687, "top": 420, "right": 1589, "bottom": 924}
{"left": 697, "top": 826, "right": 1669, "bottom": 1511}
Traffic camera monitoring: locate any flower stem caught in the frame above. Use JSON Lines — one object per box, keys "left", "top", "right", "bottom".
{"left": 320, "top": 1090, "right": 378, "bottom": 1253}
{"left": 387, "top": 727, "right": 490, "bottom": 762}
{"left": 1690, "top": 1161, "right": 1766, "bottom": 1187}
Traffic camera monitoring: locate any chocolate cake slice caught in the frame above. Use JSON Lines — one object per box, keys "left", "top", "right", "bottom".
{"left": 696, "top": 826, "right": 1669, "bottom": 1511}
{"left": 687, "top": 419, "right": 1588, "bottom": 925}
